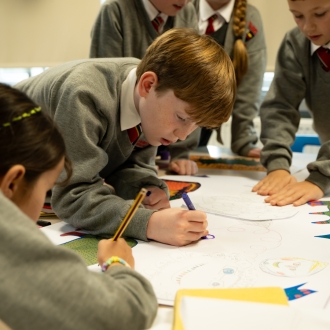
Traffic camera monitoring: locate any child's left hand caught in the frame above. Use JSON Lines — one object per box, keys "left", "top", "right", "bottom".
{"left": 168, "top": 159, "right": 198, "bottom": 175}
{"left": 142, "top": 187, "right": 170, "bottom": 210}
{"left": 264, "top": 181, "right": 324, "bottom": 206}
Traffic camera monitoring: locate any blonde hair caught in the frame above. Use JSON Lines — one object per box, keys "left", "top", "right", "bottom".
{"left": 232, "top": 0, "right": 248, "bottom": 85}
{"left": 136, "top": 28, "right": 236, "bottom": 129}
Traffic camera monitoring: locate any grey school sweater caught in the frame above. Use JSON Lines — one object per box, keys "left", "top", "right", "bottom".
{"left": 89, "top": 0, "right": 198, "bottom": 59}
{"left": 169, "top": 2, "right": 267, "bottom": 159}
{"left": 15, "top": 58, "right": 168, "bottom": 240}
{"left": 260, "top": 27, "right": 330, "bottom": 192}
{"left": 0, "top": 192, "right": 157, "bottom": 330}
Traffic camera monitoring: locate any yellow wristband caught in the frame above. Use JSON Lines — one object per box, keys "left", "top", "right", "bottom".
{"left": 101, "top": 256, "right": 131, "bottom": 272}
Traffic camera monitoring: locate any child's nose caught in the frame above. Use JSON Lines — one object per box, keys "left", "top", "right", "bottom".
{"left": 174, "top": 123, "right": 197, "bottom": 141}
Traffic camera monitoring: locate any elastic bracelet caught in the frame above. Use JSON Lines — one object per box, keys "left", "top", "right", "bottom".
{"left": 101, "top": 256, "right": 131, "bottom": 272}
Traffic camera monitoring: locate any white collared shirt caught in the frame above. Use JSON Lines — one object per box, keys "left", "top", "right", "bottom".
{"left": 120, "top": 68, "right": 141, "bottom": 131}
{"left": 142, "top": 0, "right": 168, "bottom": 33}
{"left": 311, "top": 41, "right": 330, "bottom": 55}
{"left": 198, "top": 0, "right": 235, "bottom": 35}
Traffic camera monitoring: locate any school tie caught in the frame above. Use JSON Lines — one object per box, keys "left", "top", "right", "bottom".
{"left": 316, "top": 47, "right": 330, "bottom": 72}
{"left": 151, "top": 15, "right": 164, "bottom": 34}
{"left": 127, "top": 124, "right": 142, "bottom": 145}
{"left": 205, "top": 14, "right": 217, "bottom": 35}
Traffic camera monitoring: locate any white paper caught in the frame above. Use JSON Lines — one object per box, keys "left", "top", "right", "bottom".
{"left": 180, "top": 297, "right": 330, "bottom": 330}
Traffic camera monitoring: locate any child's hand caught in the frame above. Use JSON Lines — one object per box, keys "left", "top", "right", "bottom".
{"left": 252, "top": 170, "right": 297, "bottom": 195}
{"left": 146, "top": 208, "right": 208, "bottom": 246}
{"left": 264, "top": 181, "right": 324, "bottom": 206}
{"left": 247, "top": 148, "right": 261, "bottom": 158}
{"left": 168, "top": 159, "right": 198, "bottom": 175}
{"left": 97, "top": 238, "right": 135, "bottom": 268}
{"left": 142, "top": 187, "right": 170, "bottom": 210}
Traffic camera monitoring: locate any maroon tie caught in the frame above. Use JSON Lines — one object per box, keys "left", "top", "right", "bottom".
{"left": 316, "top": 47, "right": 330, "bottom": 72}
{"left": 127, "top": 124, "right": 142, "bottom": 145}
{"left": 205, "top": 14, "right": 217, "bottom": 35}
{"left": 151, "top": 16, "right": 164, "bottom": 34}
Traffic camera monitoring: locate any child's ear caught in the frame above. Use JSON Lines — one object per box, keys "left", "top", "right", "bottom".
{"left": 0, "top": 165, "right": 26, "bottom": 200}
{"left": 138, "top": 71, "right": 158, "bottom": 97}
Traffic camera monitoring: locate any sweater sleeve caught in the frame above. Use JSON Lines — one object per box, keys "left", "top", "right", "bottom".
{"left": 259, "top": 31, "right": 306, "bottom": 173}
{"left": 0, "top": 194, "right": 158, "bottom": 330}
{"left": 90, "top": 1, "right": 124, "bottom": 58}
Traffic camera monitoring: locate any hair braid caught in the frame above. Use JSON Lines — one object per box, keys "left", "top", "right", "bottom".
{"left": 232, "top": 0, "right": 248, "bottom": 85}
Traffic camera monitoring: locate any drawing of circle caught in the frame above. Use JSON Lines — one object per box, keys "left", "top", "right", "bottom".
{"left": 250, "top": 245, "right": 266, "bottom": 252}
{"left": 260, "top": 257, "right": 328, "bottom": 277}
{"left": 228, "top": 227, "right": 245, "bottom": 232}
{"left": 223, "top": 268, "right": 234, "bottom": 274}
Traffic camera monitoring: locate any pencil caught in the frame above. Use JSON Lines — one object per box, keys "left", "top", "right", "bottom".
{"left": 112, "top": 188, "right": 147, "bottom": 241}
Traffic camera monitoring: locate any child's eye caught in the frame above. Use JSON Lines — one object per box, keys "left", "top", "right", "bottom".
{"left": 177, "top": 115, "right": 186, "bottom": 122}
{"left": 294, "top": 14, "right": 303, "bottom": 19}
{"left": 315, "top": 12, "right": 326, "bottom": 17}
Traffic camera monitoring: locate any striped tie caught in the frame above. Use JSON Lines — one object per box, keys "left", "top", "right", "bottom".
{"left": 127, "top": 124, "right": 142, "bottom": 145}
{"left": 316, "top": 47, "right": 330, "bottom": 72}
{"left": 151, "top": 15, "right": 164, "bottom": 34}
{"left": 205, "top": 14, "right": 217, "bottom": 35}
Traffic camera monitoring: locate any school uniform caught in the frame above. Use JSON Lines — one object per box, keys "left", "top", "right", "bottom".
{"left": 89, "top": 0, "right": 198, "bottom": 59}
{"left": 15, "top": 58, "right": 168, "bottom": 240}
{"left": 260, "top": 27, "right": 330, "bottom": 192}
{"left": 0, "top": 191, "right": 157, "bottom": 330}
{"left": 168, "top": 0, "right": 266, "bottom": 159}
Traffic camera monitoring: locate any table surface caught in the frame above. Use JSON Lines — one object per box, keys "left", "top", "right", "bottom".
{"left": 40, "top": 147, "right": 321, "bottom": 330}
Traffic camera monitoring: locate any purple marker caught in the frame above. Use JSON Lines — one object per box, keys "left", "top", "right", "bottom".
{"left": 182, "top": 193, "right": 195, "bottom": 210}
{"left": 182, "top": 193, "right": 212, "bottom": 240}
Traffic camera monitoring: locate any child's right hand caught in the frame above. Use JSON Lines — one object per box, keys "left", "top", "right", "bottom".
{"left": 97, "top": 238, "right": 135, "bottom": 269}
{"left": 146, "top": 208, "right": 208, "bottom": 246}
{"left": 252, "top": 169, "right": 297, "bottom": 196}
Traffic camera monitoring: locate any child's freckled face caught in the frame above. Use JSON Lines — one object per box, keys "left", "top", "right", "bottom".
{"left": 288, "top": 0, "right": 330, "bottom": 45}
{"left": 139, "top": 88, "right": 197, "bottom": 147}
{"left": 149, "top": 0, "right": 190, "bottom": 16}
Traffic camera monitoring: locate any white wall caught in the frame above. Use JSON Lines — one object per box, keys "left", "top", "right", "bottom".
{"left": 249, "top": 0, "right": 296, "bottom": 71}
{"left": 0, "top": 0, "right": 296, "bottom": 70}
{"left": 0, "top": 0, "right": 100, "bottom": 67}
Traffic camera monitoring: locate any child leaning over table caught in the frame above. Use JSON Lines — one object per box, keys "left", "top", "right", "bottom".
{"left": 0, "top": 83, "right": 157, "bottom": 330}
{"left": 15, "top": 28, "right": 236, "bottom": 247}
{"left": 253, "top": 0, "right": 330, "bottom": 206}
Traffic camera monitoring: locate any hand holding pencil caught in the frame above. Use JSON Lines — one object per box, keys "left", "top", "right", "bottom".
{"left": 97, "top": 188, "right": 147, "bottom": 269}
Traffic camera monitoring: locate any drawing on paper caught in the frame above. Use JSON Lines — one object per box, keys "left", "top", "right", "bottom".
{"left": 61, "top": 233, "right": 137, "bottom": 266}
{"left": 312, "top": 219, "right": 330, "bottom": 224}
{"left": 260, "top": 257, "right": 328, "bottom": 277}
{"left": 162, "top": 179, "right": 201, "bottom": 200}
{"left": 188, "top": 194, "right": 298, "bottom": 220}
{"left": 140, "top": 251, "right": 258, "bottom": 301}
{"left": 284, "top": 283, "right": 316, "bottom": 301}
{"left": 308, "top": 201, "right": 330, "bottom": 208}
{"left": 315, "top": 234, "right": 330, "bottom": 239}
{"left": 189, "top": 155, "right": 266, "bottom": 171}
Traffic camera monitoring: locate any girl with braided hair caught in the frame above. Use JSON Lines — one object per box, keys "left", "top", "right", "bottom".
{"left": 166, "top": 0, "right": 266, "bottom": 174}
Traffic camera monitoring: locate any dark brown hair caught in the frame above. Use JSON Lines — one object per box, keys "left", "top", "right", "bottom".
{"left": 0, "top": 83, "right": 72, "bottom": 185}
{"left": 136, "top": 28, "right": 236, "bottom": 129}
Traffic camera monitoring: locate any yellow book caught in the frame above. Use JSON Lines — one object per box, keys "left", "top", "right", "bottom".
{"left": 172, "top": 287, "right": 288, "bottom": 330}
